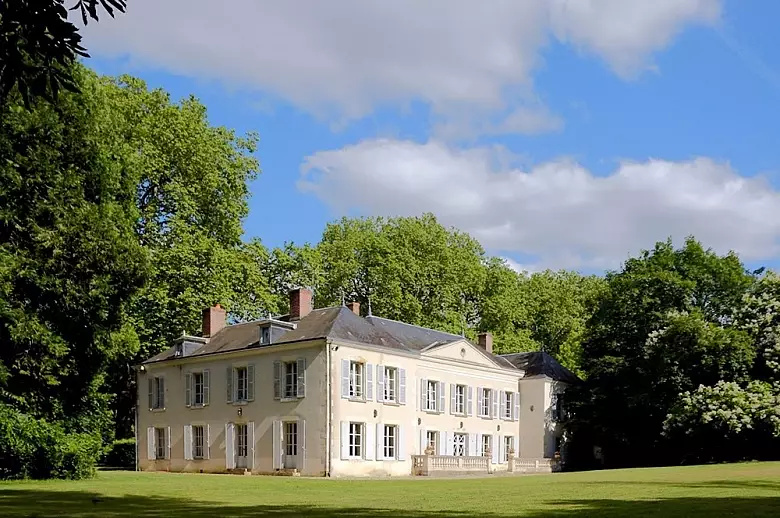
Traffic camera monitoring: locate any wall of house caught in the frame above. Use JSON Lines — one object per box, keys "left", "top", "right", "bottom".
{"left": 329, "top": 340, "right": 523, "bottom": 477}
{"left": 136, "top": 339, "right": 328, "bottom": 476}
{"left": 517, "top": 376, "right": 565, "bottom": 459}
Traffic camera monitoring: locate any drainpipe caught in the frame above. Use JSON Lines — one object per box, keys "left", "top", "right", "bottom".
{"left": 325, "top": 339, "right": 332, "bottom": 477}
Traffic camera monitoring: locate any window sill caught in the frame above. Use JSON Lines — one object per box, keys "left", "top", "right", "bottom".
{"left": 346, "top": 396, "right": 367, "bottom": 403}
{"left": 380, "top": 400, "right": 401, "bottom": 406}
{"left": 150, "top": 408, "right": 166, "bottom": 412}
{"left": 280, "top": 397, "right": 303, "bottom": 403}
{"left": 232, "top": 400, "right": 251, "bottom": 406}
{"left": 423, "top": 409, "right": 442, "bottom": 415}
{"left": 187, "top": 404, "right": 207, "bottom": 409}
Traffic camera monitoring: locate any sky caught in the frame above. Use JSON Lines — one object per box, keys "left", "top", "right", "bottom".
{"left": 80, "top": 0, "right": 780, "bottom": 274}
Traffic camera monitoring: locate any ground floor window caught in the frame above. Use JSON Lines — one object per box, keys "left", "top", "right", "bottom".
{"left": 504, "top": 436, "right": 514, "bottom": 462}
{"left": 426, "top": 430, "right": 437, "bottom": 454}
{"left": 453, "top": 432, "right": 466, "bottom": 456}
{"left": 285, "top": 421, "right": 298, "bottom": 456}
{"left": 383, "top": 425, "right": 397, "bottom": 459}
{"left": 193, "top": 425, "right": 205, "bottom": 459}
{"left": 349, "top": 422, "right": 363, "bottom": 458}
{"left": 481, "top": 434, "right": 491, "bottom": 456}
{"left": 155, "top": 427, "right": 166, "bottom": 459}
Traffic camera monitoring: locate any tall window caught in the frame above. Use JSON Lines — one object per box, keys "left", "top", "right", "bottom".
{"left": 152, "top": 376, "right": 165, "bottom": 409}
{"left": 155, "top": 427, "right": 166, "bottom": 459}
{"left": 504, "top": 436, "right": 514, "bottom": 462}
{"left": 349, "top": 361, "right": 364, "bottom": 398}
{"left": 384, "top": 367, "right": 397, "bottom": 402}
{"left": 348, "top": 422, "right": 363, "bottom": 457}
{"left": 426, "top": 430, "right": 437, "bottom": 454}
{"left": 426, "top": 380, "right": 438, "bottom": 411}
{"left": 193, "top": 425, "right": 205, "bottom": 459}
{"left": 383, "top": 425, "right": 397, "bottom": 459}
{"left": 503, "top": 391, "right": 512, "bottom": 419}
{"left": 480, "top": 388, "right": 492, "bottom": 417}
{"left": 283, "top": 361, "right": 298, "bottom": 398}
{"left": 285, "top": 422, "right": 298, "bottom": 456}
{"left": 453, "top": 432, "right": 466, "bottom": 457}
{"left": 193, "top": 372, "right": 204, "bottom": 406}
{"left": 235, "top": 367, "right": 248, "bottom": 402}
{"left": 481, "top": 434, "right": 491, "bottom": 456}
{"left": 454, "top": 384, "right": 466, "bottom": 414}
{"left": 236, "top": 424, "right": 248, "bottom": 458}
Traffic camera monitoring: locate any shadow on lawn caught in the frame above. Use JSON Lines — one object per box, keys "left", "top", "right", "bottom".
{"left": 0, "top": 489, "right": 778, "bottom": 518}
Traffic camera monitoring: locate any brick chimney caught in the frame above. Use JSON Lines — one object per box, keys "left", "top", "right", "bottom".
{"left": 202, "top": 304, "right": 226, "bottom": 338}
{"left": 346, "top": 301, "right": 360, "bottom": 316}
{"left": 477, "top": 332, "right": 493, "bottom": 354}
{"left": 289, "top": 288, "right": 313, "bottom": 321}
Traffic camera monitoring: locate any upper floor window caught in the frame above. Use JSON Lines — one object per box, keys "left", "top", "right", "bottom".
{"left": 148, "top": 375, "right": 165, "bottom": 410}
{"left": 227, "top": 365, "right": 255, "bottom": 403}
{"left": 273, "top": 358, "right": 306, "bottom": 400}
{"left": 503, "top": 391, "right": 512, "bottom": 419}
{"left": 236, "top": 367, "right": 248, "bottom": 402}
{"left": 426, "top": 380, "right": 438, "bottom": 412}
{"left": 260, "top": 326, "right": 271, "bottom": 345}
{"left": 284, "top": 361, "right": 298, "bottom": 398}
{"left": 453, "top": 384, "right": 466, "bottom": 414}
{"left": 383, "top": 367, "right": 397, "bottom": 403}
{"left": 350, "top": 361, "right": 364, "bottom": 398}
{"left": 479, "top": 388, "right": 492, "bottom": 417}
{"left": 185, "top": 370, "right": 210, "bottom": 408}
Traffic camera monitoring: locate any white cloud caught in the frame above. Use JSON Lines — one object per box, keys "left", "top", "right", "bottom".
{"left": 299, "top": 139, "right": 780, "bottom": 271}
{"left": 79, "top": 0, "right": 721, "bottom": 130}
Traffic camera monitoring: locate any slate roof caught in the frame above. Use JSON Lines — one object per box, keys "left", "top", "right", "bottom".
{"left": 500, "top": 351, "right": 581, "bottom": 384}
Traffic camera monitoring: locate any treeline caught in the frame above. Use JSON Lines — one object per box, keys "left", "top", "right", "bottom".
{"left": 1, "top": 65, "right": 778, "bottom": 479}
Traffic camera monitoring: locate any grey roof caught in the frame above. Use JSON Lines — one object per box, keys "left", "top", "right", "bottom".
{"left": 364, "top": 316, "right": 463, "bottom": 351}
{"left": 500, "top": 352, "right": 580, "bottom": 383}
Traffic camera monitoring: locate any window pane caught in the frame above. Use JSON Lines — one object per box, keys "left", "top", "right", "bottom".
{"left": 284, "top": 362, "right": 298, "bottom": 398}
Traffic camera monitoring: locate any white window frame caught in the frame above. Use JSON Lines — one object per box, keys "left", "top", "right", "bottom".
{"left": 155, "top": 427, "right": 166, "bottom": 459}
{"left": 235, "top": 367, "right": 249, "bottom": 402}
{"left": 426, "top": 380, "right": 438, "bottom": 412}
{"left": 349, "top": 361, "right": 364, "bottom": 399}
{"left": 348, "top": 422, "right": 363, "bottom": 458}
{"left": 503, "top": 391, "right": 512, "bottom": 420}
{"left": 284, "top": 421, "right": 298, "bottom": 457}
{"left": 454, "top": 384, "right": 466, "bottom": 414}
{"left": 426, "top": 430, "right": 437, "bottom": 454}
{"left": 481, "top": 434, "right": 491, "bottom": 456}
{"left": 504, "top": 436, "right": 514, "bottom": 462}
{"left": 283, "top": 361, "right": 298, "bottom": 399}
{"left": 480, "top": 388, "right": 491, "bottom": 417}
{"left": 453, "top": 432, "right": 466, "bottom": 457}
{"left": 193, "top": 425, "right": 205, "bottom": 459}
{"left": 192, "top": 372, "right": 205, "bottom": 407}
{"left": 383, "top": 367, "right": 397, "bottom": 403}
{"left": 383, "top": 424, "right": 397, "bottom": 460}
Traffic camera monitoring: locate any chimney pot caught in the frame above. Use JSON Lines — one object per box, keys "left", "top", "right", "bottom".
{"left": 202, "top": 305, "right": 226, "bottom": 338}
{"left": 289, "top": 288, "right": 313, "bottom": 321}
{"left": 346, "top": 302, "right": 360, "bottom": 315}
{"left": 477, "top": 332, "right": 493, "bottom": 354}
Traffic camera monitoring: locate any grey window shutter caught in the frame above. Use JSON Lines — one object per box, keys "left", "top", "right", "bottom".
{"left": 366, "top": 363, "right": 373, "bottom": 401}
{"left": 273, "top": 360, "right": 281, "bottom": 400}
{"left": 183, "top": 425, "right": 193, "bottom": 460}
{"left": 364, "top": 422, "right": 374, "bottom": 460}
{"left": 397, "top": 425, "right": 406, "bottom": 461}
{"left": 296, "top": 358, "right": 306, "bottom": 398}
{"left": 341, "top": 359, "right": 350, "bottom": 398}
{"left": 437, "top": 382, "right": 445, "bottom": 413}
{"left": 375, "top": 423, "right": 383, "bottom": 460}
{"left": 419, "top": 378, "right": 427, "bottom": 410}
{"left": 147, "top": 378, "right": 153, "bottom": 410}
{"left": 159, "top": 377, "right": 165, "bottom": 408}
{"left": 398, "top": 368, "right": 407, "bottom": 405}
{"left": 467, "top": 386, "right": 473, "bottom": 416}
{"left": 376, "top": 365, "right": 385, "bottom": 402}
{"left": 166, "top": 427, "right": 171, "bottom": 459}
{"left": 340, "top": 421, "right": 349, "bottom": 460}
{"left": 513, "top": 392, "right": 520, "bottom": 421}
{"left": 147, "top": 427, "right": 156, "bottom": 460}
{"left": 184, "top": 373, "right": 192, "bottom": 407}
{"left": 477, "top": 387, "right": 483, "bottom": 416}
{"left": 247, "top": 364, "right": 256, "bottom": 401}
{"left": 249, "top": 421, "right": 256, "bottom": 471}
{"left": 205, "top": 424, "right": 211, "bottom": 459}
{"left": 492, "top": 389, "right": 499, "bottom": 419}
{"left": 450, "top": 384, "right": 456, "bottom": 414}
{"left": 203, "top": 369, "right": 210, "bottom": 405}
{"left": 225, "top": 423, "right": 234, "bottom": 469}
{"left": 499, "top": 390, "right": 505, "bottom": 419}
{"left": 226, "top": 367, "right": 233, "bottom": 403}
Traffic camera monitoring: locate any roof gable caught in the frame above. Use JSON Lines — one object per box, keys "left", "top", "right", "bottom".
{"left": 421, "top": 338, "right": 504, "bottom": 368}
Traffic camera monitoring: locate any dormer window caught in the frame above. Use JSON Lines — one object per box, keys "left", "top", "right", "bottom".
{"left": 260, "top": 325, "right": 271, "bottom": 345}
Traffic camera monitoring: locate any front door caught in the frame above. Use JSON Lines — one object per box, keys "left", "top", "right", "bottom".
{"left": 235, "top": 424, "right": 248, "bottom": 469}
{"left": 283, "top": 421, "right": 298, "bottom": 469}
{"left": 453, "top": 433, "right": 466, "bottom": 456}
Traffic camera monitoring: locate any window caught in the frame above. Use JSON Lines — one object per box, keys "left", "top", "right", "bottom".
{"left": 426, "top": 380, "right": 438, "bottom": 411}
{"left": 260, "top": 326, "right": 271, "bottom": 345}
{"left": 454, "top": 384, "right": 466, "bottom": 414}
{"left": 481, "top": 434, "right": 491, "bottom": 456}
{"left": 349, "top": 361, "right": 364, "bottom": 398}
{"left": 235, "top": 367, "right": 248, "bottom": 402}
{"left": 453, "top": 433, "right": 466, "bottom": 457}
{"left": 283, "top": 361, "right": 298, "bottom": 399}
{"left": 503, "top": 391, "right": 512, "bottom": 419}
{"left": 426, "top": 430, "right": 437, "bottom": 454}
{"left": 504, "top": 436, "right": 514, "bottom": 462}
{"left": 155, "top": 427, "right": 166, "bottom": 459}
{"left": 193, "top": 425, "right": 205, "bottom": 459}
{"left": 236, "top": 424, "right": 248, "bottom": 458}
{"left": 193, "top": 372, "right": 204, "bottom": 406}
{"left": 150, "top": 376, "right": 165, "bottom": 409}
{"left": 348, "top": 422, "right": 363, "bottom": 458}
{"left": 480, "top": 388, "right": 492, "bottom": 417}
{"left": 383, "top": 425, "right": 397, "bottom": 459}
{"left": 383, "top": 367, "right": 397, "bottom": 402}
{"left": 285, "top": 422, "right": 298, "bottom": 456}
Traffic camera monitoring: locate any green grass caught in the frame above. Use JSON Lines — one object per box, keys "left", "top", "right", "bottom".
{"left": 1, "top": 462, "right": 779, "bottom": 517}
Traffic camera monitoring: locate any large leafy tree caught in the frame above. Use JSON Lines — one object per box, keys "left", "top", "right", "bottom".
{"left": 567, "top": 238, "right": 756, "bottom": 467}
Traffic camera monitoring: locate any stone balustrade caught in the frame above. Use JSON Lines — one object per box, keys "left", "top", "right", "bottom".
{"left": 411, "top": 448, "right": 559, "bottom": 476}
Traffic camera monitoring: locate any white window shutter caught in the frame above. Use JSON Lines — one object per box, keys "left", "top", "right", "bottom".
{"left": 397, "top": 425, "right": 406, "bottom": 461}
{"left": 467, "top": 386, "right": 473, "bottom": 416}
{"left": 247, "top": 364, "right": 256, "bottom": 401}
{"left": 249, "top": 421, "right": 255, "bottom": 470}
{"left": 476, "top": 434, "right": 483, "bottom": 455}
{"left": 296, "top": 358, "right": 306, "bottom": 398}
{"left": 225, "top": 423, "right": 234, "bottom": 469}
{"left": 376, "top": 365, "right": 385, "bottom": 402}
{"left": 498, "top": 435, "right": 506, "bottom": 464}
{"left": 499, "top": 390, "right": 505, "bottom": 419}
{"left": 438, "top": 382, "right": 445, "bottom": 413}
{"left": 340, "top": 421, "right": 349, "bottom": 460}
{"left": 445, "top": 432, "right": 453, "bottom": 456}
{"left": 147, "top": 427, "right": 156, "bottom": 460}
{"left": 476, "top": 387, "right": 483, "bottom": 416}
{"left": 450, "top": 384, "right": 456, "bottom": 414}
{"left": 166, "top": 427, "right": 171, "bottom": 459}
{"left": 492, "top": 389, "right": 499, "bottom": 419}
{"left": 398, "top": 368, "right": 407, "bottom": 405}
{"left": 376, "top": 423, "right": 383, "bottom": 460}
{"left": 184, "top": 373, "right": 192, "bottom": 407}
{"left": 273, "top": 361, "right": 281, "bottom": 400}
{"left": 147, "top": 378, "right": 153, "bottom": 410}
{"left": 418, "top": 427, "right": 426, "bottom": 454}
{"left": 226, "top": 367, "right": 233, "bottom": 403}
{"left": 205, "top": 424, "right": 211, "bottom": 459}
{"left": 437, "top": 431, "right": 445, "bottom": 456}
{"left": 419, "top": 378, "right": 427, "bottom": 410}
{"left": 203, "top": 369, "right": 210, "bottom": 405}
{"left": 513, "top": 392, "right": 520, "bottom": 421}
{"left": 272, "top": 420, "right": 282, "bottom": 469}
{"left": 492, "top": 434, "right": 500, "bottom": 464}
{"left": 183, "top": 425, "right": 192, "bottom": 461}
{"left": 468, "top": 434, "right": 477, "bottom": 457}
{"left": 299, "top": 419, "right": 306, "bottom": 472}
{"left": 366, "top": 364, "right": 373, "bottom": 401}
{"left": 364, "top": 422, "right": 374, "bottom": 460}
{"left": 341, "top": 360, "right": 350, "bottom": 399}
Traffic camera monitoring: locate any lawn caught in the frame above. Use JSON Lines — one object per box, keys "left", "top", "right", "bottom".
{"left": 1, "top": 462, "right": 779, "bottom": 518}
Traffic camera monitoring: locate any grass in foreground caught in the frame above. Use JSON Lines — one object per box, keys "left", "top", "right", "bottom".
{"left": 1, "top": 462, "right": 779, "bottom": 517}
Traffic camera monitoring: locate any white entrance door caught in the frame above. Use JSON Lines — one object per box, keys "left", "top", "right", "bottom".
{"left": 283, "top": 421, "right": 298, "bottom": 469}
{"left": 235, "top": 424, "right": 248, "bottom": 469}
{"left": 453, "top": 433, "right": 466, "bottom": 456}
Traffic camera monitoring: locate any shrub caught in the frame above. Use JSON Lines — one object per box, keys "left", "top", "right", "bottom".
{"left": 0, "top": 404, "right": 100, "bottom": 480}
{"left": 102, "top": 438, "right": 136, "bottom": 468}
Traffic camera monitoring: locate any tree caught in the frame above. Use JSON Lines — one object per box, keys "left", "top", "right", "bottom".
{"left": 567, "top": 238, "right": 756, "bottom": 467}
{"left": 0, "top": 1, "right": 126, "bottom": 107}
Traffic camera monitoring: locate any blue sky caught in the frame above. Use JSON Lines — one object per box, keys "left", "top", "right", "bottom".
{"left": 82, "top": 0, "right": 780, "bottom": 273}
